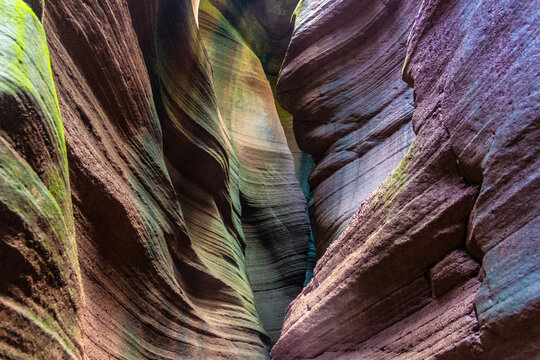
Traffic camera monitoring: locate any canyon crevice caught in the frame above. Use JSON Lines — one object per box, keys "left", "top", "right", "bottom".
{"left": 0, "top": 0, "right": 538, "bottom": 359}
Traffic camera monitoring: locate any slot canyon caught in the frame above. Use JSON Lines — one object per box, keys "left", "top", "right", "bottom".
{"left": 0, "top": 0, "right": 539, "bottom": 358}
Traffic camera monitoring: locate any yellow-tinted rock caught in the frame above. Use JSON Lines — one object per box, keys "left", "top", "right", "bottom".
{"left": 200, "top": 0, "right": 309, "bottom": 343}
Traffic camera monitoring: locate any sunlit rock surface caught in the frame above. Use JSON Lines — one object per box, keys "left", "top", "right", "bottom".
{"left": 278, "top": 0, "right": 420, "bottom": 257}
{"left": 1, "top": 0, "right": 539, "bottom": 359}
{"left": 209, "top": 0, "right": 298, "bottom": 82}
{"left": 199, "top": 0, "right": 309, "bottom": 344}
{"left": 272, "top": 0, "right": 540, "bottom": 358}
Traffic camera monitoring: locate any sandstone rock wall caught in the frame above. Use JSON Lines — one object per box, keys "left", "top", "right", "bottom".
{"left": 278, "top": 0, "right": 420, "bottom": 258}
{"left": 272, "top": 0, "right": 540, "bottom": 358}
{"left": 199, "top": 0, "right": 309, "bottom": 343}
{"left": 0, "top": 0, "right": 308, "bottom": 358}
{"left": 209, "top": 0, "right": 298, "bottom": 82}
{"left": 1, "top": 0, "right": 538, "bottom": 359}
{"left": 0, "top": 2, "right": 82, "bottom": 357}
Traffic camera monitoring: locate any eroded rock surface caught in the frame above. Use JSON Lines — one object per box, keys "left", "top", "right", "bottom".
{"left": 209, "top": 0, "right": 298, "bottom": 82}
{"left": 272, "top": 0, "right": 540, "bottom": 358}
{"left": 0, "top": 2, "right": 81, "bottom": 358}
{"left": 1, "top": 0, "right": 539, "bottom": 359}
{"left": 1, "top": 0, "right": 307, "bottom": 358}
{"left": 278, "top": 0, "right": 420, "bottom": 257}
{"left": 199, "top": 0, "right": 309, "bottom": 343}
{"left": 429, "top": 249, "right": 480, "bottom": 298}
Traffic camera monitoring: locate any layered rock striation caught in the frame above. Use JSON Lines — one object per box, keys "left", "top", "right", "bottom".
{"left": 272, "top": 0, "right": 540, "bottom": 358}
{"left": 199, "top": 0, "right": 309, "bottom": 343}
{"left": 209, "top": 0, "right": 298, "bottom": 83}
{"left": 1, "top": 0, "right": 539, "bottom": 359}
{"left": 1, "top": 0, "right": 308, "bottom": 358}
{"left": 278, "top": 0, "right": 420, "bottom": 258}
{"left": 43, "top": 0, "right": 271, "bottom": 357}
{"left": 0, "top": 2, "right": 82, "bottom": 357}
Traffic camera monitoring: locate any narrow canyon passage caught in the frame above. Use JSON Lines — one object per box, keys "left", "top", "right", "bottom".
{"left": 0, "top": 0, "right": 539, "bottom": 359}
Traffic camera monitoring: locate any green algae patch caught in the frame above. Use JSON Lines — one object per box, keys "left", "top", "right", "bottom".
{"left": 0, "top": 0, "right": 81, "bottom": 358}
{"left": 291, "top": 0, "right": 307, "bottom": 25}
{"left": 402, "top": 52, "right": 410, "bottom": 74}
{"left": 0, "top": 0, "right": 75, "bottom": 258}
{"left": 0, "top": 0, "right": 68, "bottom": 155}
{"left": 380, "top": 140, "right": 417, "bottom": 208}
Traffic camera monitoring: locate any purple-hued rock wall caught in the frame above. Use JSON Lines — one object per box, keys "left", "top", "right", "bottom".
{"left": 272, "top": 0, "right": 540, "bottom": 358}
{"left": 1, "top": 0, "right": 538, "bottom": 359}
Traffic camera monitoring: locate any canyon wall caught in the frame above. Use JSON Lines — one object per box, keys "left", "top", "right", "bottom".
{"left": 1, "top": 0, "right": 539, "bottom": 359}
{"left": 272, "top": 0, "right": 540, "bottom": 358}
{"left": 278, "top": 0, "right": 419, "bottom": 258}
{"left": 0, "top": 2, "right": 82, "bottom": 357}
{"left": 198, "top": 0, "right": 308, "bottom": 343}
{"left": 0, "top": 0, "right": 307, "bottom": 358}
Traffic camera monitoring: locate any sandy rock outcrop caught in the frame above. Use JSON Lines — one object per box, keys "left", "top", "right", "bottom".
{"left": 272, "top": 0, "right": 540, "bottom": 358}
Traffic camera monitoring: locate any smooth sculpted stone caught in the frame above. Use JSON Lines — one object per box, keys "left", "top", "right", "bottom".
{"left": 2, "top": 0, "right": 538, "bottom": 359}
{"left": 277, "top": 101, "right": 316, "bottom": 285}
{"left": 272, "top": 0, "right": 540, "bottom": 359}
{"left": 0, "top": 1, "right": 82, "bottom": 358}
{"left": 42, "top": 0, "right": 282, "bottom": 358}
{"left": 199, "top": 0, "right": 309, "bottom": 343}
{"left": 209, "top": 0, "right": 298, "bottom": 81}
{"left": 278, "top": 0, "right": 420, "bottom": 258}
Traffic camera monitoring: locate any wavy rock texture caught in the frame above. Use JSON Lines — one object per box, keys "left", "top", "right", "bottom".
{"left": 0, "top": 0, "right": 307, "bottom": 359}
{"left": 0, "top": 1, "right": 81, "bottom": 358}
{"left": 209, "top": 0, "right": 298, "bottom": 81}
{"left": 278, "top": 0, "right": 420, "bottom": 258}
{"left": 2, "top": 0, "right": 539, "bottom": 359}
{"left": 277, "top": 103, "right": 316, "bottom": 285}
{"left": 46, "top": 0, "right": 266, "bottom": 357}
{"left": 272, "top": 0, "right": 540, "bottom": 358}
{"left": 199, "top": 0, "right": 309, "bottom": 343}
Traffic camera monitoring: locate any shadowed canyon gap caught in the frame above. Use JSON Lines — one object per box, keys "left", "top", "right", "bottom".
{"left": 0, "top": 0, "right": 538, "bottom": 359}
